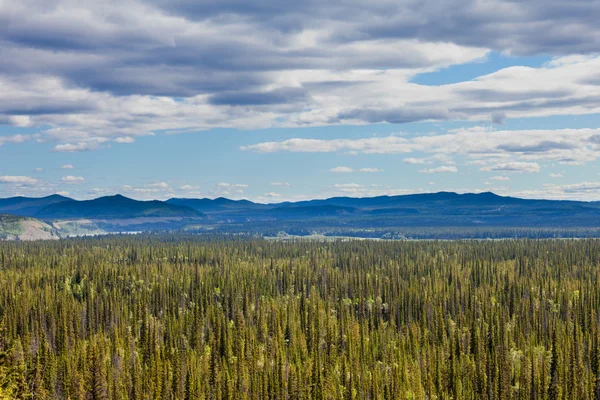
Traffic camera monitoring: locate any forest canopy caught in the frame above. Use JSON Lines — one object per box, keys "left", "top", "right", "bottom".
{"left": 0, "top": 236, "right": 599, "bottom": 399}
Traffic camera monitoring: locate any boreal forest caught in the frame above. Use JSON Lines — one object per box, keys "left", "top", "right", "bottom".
{"left": 1, "top": 236, "right": 600, "bottom": 399}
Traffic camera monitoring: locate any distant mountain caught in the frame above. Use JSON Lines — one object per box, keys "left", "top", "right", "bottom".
{"left": 3, "top": 191, "right": 600, "bottom": 239}
{"left": 167, "top": 197, "right": 267, "bottom": 213}
{"left": 0, "top": 194, "right": 73, "bottom": 216}
{"left": 36, "top": 195, "right": 205, "bottom": 220}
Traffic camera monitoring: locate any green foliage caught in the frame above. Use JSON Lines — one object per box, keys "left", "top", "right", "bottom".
{"left": 0, "top": 215, "right": 25, "bottom": 238}
{"left": 1, "top": 236, "right": 600, "bottom": 398}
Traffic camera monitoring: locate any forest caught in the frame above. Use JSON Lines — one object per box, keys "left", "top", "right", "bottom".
{"left": 1, "top": 235, "right": 600, "bottom": 399}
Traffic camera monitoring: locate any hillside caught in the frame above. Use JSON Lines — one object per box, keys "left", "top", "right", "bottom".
{"left": 0, "top": 215, "right": 58, "bottom": 241}
{"left": 0, "top": 194, "right": 73, "bottom": 216}
{"left": 3, "top": 191, "right": 600, "bottom": 239}
{"left": 35, "top": 194, "right": 205, "bottom": 219}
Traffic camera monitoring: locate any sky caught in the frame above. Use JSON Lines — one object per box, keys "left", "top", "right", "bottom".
{"left": 1, "top": 0, "right": 600, "bottom": 202}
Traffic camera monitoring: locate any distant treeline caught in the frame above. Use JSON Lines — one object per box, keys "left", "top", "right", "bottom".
{"left": 1, "top": 236, "right": 600, "bottom": 398}
{"left": 186, "top": 224, "right": 600, "bottom": 240}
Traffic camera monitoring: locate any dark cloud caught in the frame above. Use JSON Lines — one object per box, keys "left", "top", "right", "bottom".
{"left": 0, "top": 0, "right": 599, "bottom": 141}
{"left": 459, "top": 88, "right": 573, "bottom": 103}
{"left": 337, "top": 107, "right": 458, "bottom": 124}
{"left": 209, "top": 87, "right": 309, "bottom": 106}
{"left": 497, "top": 141, "right": 577, "bottom": 153}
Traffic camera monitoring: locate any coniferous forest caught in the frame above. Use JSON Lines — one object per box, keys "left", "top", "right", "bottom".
{"left": 1, "top": 236, "right": 600, "bottom": 399}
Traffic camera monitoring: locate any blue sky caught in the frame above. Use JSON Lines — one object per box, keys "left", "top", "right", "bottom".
{"left": 1, "top": 1, "right": 600, "bottom": 202}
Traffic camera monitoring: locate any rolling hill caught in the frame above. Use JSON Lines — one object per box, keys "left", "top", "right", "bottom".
{"left": 35, "top": 194, "right": 205, "bottom": 219}
{"left": 0, "top": 215, "right": 58, "bottom": 241}
{"left": 0, "top": 194, "right": 74, "bottom": 216}
{"left": 3, "top": 191, "right": 600, "bottom": 239}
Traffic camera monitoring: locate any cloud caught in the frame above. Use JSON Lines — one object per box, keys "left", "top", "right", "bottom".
{"left": 403, "top": 157, "right": 429, "bottom": 164}
{"left": 243, "top": 136, "right": 415, "bottom": 154}
{"left": 34, "top": 168, "right": 44, "bottom": 172}
{"left": 61, "top": 175, "right": 85, "bottom": 183}
{"left": 52, "top": 141, "right": 104, "bottom": 152}
{"left": 114, "top": 137, "right": 135, "bottom": 143}
{"left": 0, "top": 176, "right": 37, "bottom": 185}
{"left": 213, "top": 182, "right": 249, "bottom": 198}
{"left": 148, "top": 182, "right": 169, "bottom": 189}
{"left": 245, "top": 127, "right": 600, "bottom": 169}
{"left": 271, "top": 182, "right": 292, "bottom": 188}
{"left": 491, "top": 112, "right": 506, "bottom": 125}
{"left": 481, "top": 162, "right": 541, "bottom": 173}
{"left": 179, "top": 184, "right": 199, "bottom": 190}
{"left": 330, "top": 166, "right": 354, "bottom": 173}
{"left": 1, "top": 1, "right": 600, "bottom": 151}
{"left": 0, "top": 134, "right": 31, "bottom": 147}
{"left": 61, "top": 164, "right": 74, "bottom": 169}
{"left": 217, "top": 183, "right": 249, "bottom": 189}
{"left": 328, "top": 183, "right": 420, "bottom": 198}
{"left": 549, "top": 173, "right": 563, "bottom": 178}
{"left": 490, "top": 176, "right": 510, "bottom": 181}
{"left": 419, "top": 166, "right": 458, "bottom": 173}
{"left": 359, "top": 168, "right": 382, "bottom": 173}
{"left": 512, "top": 181, "right": 600, "bottom": 201}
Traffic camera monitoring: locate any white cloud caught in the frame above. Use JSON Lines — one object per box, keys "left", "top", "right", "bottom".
{"left": 549, "top": 173, "right": 563, "bottom": 178}
{"left": 271, "top": 182, "right": 292, "bottom": 188}
{"left": 114, "top": 137, "right": 135, "bottom": 143}
{"left": 511, "top": 181, "right": 600, "bottom": 201}
{"left": 217, "top": 183, "right": 249, "bottom": 189}
{"left": 403, "top": 157, "right": 429, "bottom": 164}
{"left": 2, "top": 0, "right": 600, "bottom": 163}
{"left": 0, "top": 134, "right": 31, "bottom": 147}
{"left": 419, "top": 166, "right": 458, "bottom": 173}
{"left": 0, "top": 176, "right": 37, "bottom": 185}
{"left": 359, "top": 168, "right": 382, "bottom": 173}
{"left": 245, "top": 127, "right": 600, "bottom": 170}
{"left": 330, "top": 166, "right": 354, "bottom": 173}
{"left": 34, "top": 168, "right": 44, "bottom": 172}
{"left": 52, "top": 141, "right": 105, "bottom": 152}
{"left": 490, "top": 176, "right": 510, "bottom": 181}
{"left": 481, "top": 162, "right": 541, "bottom": 173}
{"left": 180, "top": 185, "right": 199, "bottom": 191}
{"left": 61, "top": 176, "right": 85, "bottom": 184}
{"left": 148, "top": 182, "right": 169, "bottom": 189}
{"left": 61, "top": 164, "right": 74, "bottom": 169}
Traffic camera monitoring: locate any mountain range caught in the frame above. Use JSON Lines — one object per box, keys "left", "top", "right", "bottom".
{"left": 2, "top": 191, "right": 600, "bottom": 240}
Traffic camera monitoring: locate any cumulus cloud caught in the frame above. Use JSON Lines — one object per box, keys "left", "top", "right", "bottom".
{"left": 34, "top": 168, "right": 44, "bottom": 172}
{"left": 61, "top": 164, "right": 74, "bottom": 169}
{"left": 359, "top": 168, "right": 382, "bottom": 173}
{"left": 271, "top": 182, "right": 293, "bottom": 188}
{"left": 148, "top": 182, "right": 169, "bottom": 189}
{"left": 1, "top": 1, "right": 600, "bottom": 151}
{"left": 61, "top": 175, "right": 85, "bottom": 184}
{"left": 549, "top": 173, "right": 563, "bottom": 178}
{"left": 490, "top": 176, "right": 510, "bottom": 181}
{"left": 180, "top": 184, "right": 199, "bottom": 191}
{"left": 217, "top": 183, "right": 249, "bottom": 189}
{"left": 481, "top": 162, "right": 541, "bottom": 173}
{"left": 0, "top": 134, "right": 31, "bottom": 147}
{"left": 512, "top": 181, "right": 600, "bottom": 201}
{"left": 114, "top": 137, "right": 135, "bottom": 143}
{"left": 330, "top": 166, "right": 354, "bottom": 173}
{"left": 419, "top": 166, "right": 458, "bottom": 174}
{"left": 244, "top": 127, "right": 600, "bottom": 170}
{"left": 213, "top": 182, "right": 249, "bottom": 198}
{"left": 0, "top": 176, "right": 37, "bottom": 185}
